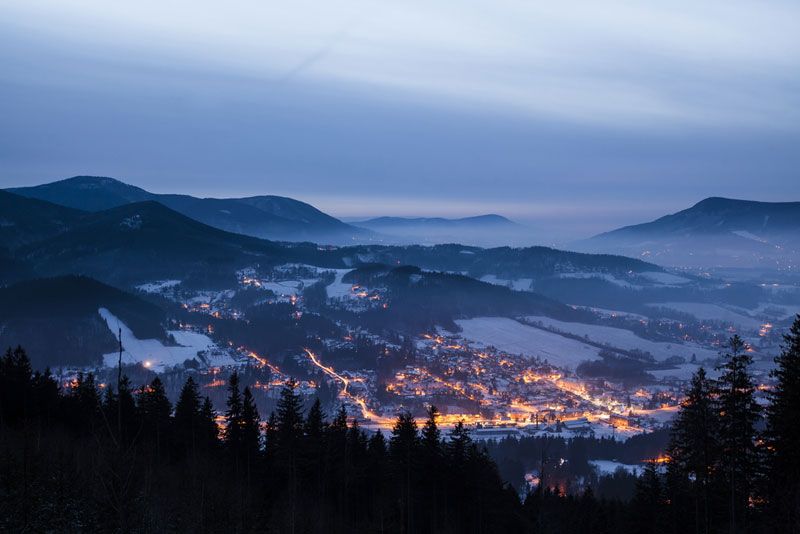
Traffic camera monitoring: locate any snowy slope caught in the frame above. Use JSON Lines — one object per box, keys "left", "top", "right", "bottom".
{"left": 99, "top": 308, "right": 235, "bottom": 372}
{"left": 646, "top": 302, "right": 762, "bottom": 329}
{"left": 454, "top": 317, "right": 602, "bottom": 370}
{"left": 522, "top": 316, "right": 718, "bottom": 362}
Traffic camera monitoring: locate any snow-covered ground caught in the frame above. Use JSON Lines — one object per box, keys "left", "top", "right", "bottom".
{"left": 557, "top": 272, "right": 641, "bottom": 289}
{"left": 580, "top": 307, "right": 649, "bottom": 321}
{"left": 646, "top": 302, "right": 763, "bottom": 329}
{"left": 522, "top": 316, "right": 718, "bottom": 363}
{"left": 260, "top": 279, "right": 319, "bottom": 297}
{"left": 325, "top": 269, "right": 357, "bottom": 299}
{"left": 648, "top": 364, "right": 718, "bottom": 381}
{"left": 98, "top": 308, "right": 235, "bottom": 372}
{"left": 589, "top": 460, "right": 642, "bottom": 476}
{"left": 479, "top": 275, "right": 533, "bottom": 292}
{"left": 749, "top": 302, "right": 800, "bottom": 321}
{"left": 454, "top": 317, "right": 601, "bottom": 370}
{"left": 136, "top": 279, "right": 180, "bottom": 293}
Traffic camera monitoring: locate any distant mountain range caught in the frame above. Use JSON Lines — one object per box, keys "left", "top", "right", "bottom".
{"left": 8, "top": 176, "right": 371, "bottom": 244}
{"left": 1, "top": 189, "right": 661, "bottom": 287}
{"left": 581, "top": 197, "right": 800, "bottom": 268}
{"left": 351, "top": 214, "right": 529, "bottom": 246}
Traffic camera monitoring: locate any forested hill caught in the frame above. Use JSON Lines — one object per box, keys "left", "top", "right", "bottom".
{"left": 8, "top": 175, "right": 370, "bottom": 244}
{"left": 0, "top": 276, "right": 167, "bottom": 368}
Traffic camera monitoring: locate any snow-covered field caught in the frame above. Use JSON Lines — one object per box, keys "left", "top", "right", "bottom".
{"left": 260, "top": 279, "right": 319, "bottom": 297}
{"left": 646, "top": 302, "right": 763, "bottom": 329}
{"left": 98, "top": 308, "right": 235, "bottom": 372}
{"left": 522, "top": 316, "right": 718, "bottom": 363}
{"left": 454, "top": 317, "right": 601, "bottom": 370}
{"left": 325, "top": 269, "right": 357, "bottom": 299}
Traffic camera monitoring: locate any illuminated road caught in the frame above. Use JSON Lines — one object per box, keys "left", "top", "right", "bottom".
{"left": 303, "top": 349, "right": 394, "bottom": 425}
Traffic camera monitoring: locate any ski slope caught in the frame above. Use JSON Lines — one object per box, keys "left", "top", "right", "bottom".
{"left": 454, "top": 317, "right": 601, "bottom": 370}
{"left": 99, "top": 308, "right": 235, "bottom": 372}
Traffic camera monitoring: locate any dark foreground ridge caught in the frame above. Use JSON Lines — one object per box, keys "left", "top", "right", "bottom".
{"left": 2, "top": 316, "right": 800, "bottom": 533}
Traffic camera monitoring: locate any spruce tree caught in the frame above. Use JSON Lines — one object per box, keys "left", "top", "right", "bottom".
{"left": 240, "top": 386, "right": 261, "bottom": 459}
{"left": 420, "top": 405, "right": 443, "bottom": 531}
{"left": 137, "top": 377, "right": 172, "bottom": 459}
{"left": 666, "top": 367, "right": 718, "bottom": 534}
{"left": 200, "top": 396, "right": 218, "bottom": 448}
{"left": 715, "top": 335, "right": 761, "bottom": 533}
{"left": 631, "top": 461, "right": 664, "bottom": 534}
{"left": 390, "top": 412, "right": 418, "bottom": 533}
{"left": 275, "top": 380, "right": 304, "bottom": 532}
{"left": 764, "top": 315, "right": 800, "bottom": 532}
{"left": 174, "top": 377, "right": 202, "bottom": 455}
{"left": 224, "top": 372, "right": 243, "bottom": 451}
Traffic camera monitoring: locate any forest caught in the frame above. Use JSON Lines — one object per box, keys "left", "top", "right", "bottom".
{"left": 1, "top": 318, "right": 799, "bottom": 533}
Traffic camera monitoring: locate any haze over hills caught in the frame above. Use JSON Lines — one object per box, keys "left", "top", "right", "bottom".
{"left": 8, "top": 176, "right": 372, "bottom": 244}
{"left": 351, "top": 214, "right": 531, "bottom": 247}
{"left": 579, "top": 197, "right": 800, "bottom": 270}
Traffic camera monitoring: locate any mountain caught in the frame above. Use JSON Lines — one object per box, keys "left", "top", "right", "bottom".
{"left": 8, "top": 176, "right": 370, "bottom": 244}
{"left": 351, "top": 214, "right": 528, "bottom": 246}
{"left": 0, "top": 275, "right": 167, "bottom": 368}
{"left": 0, "top": 190, "right": 83, "bottom": 250}
{"left": 15, "top": 200, "right": 291, "bottom": 286}
{"left": 581, "top": 197, "right": 800, "bottom": 268}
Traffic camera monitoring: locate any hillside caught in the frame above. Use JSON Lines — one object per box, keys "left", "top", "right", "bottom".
{"left": 0, "top": 190, "right": 83, "bottom": 250}
{"left": 8, "top": 176, "right": 370, "bottom": 244}
{"left": 16, "top": 201, "right": 289, "bottom": 286}
{"left": 0, "top": 276, "right": 167, "bottom": 368}
{"left": 582, "top": 197, "right": 800, "bottom": 268}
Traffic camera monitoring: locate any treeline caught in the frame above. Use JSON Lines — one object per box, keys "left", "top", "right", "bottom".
{"left": 1, "top": 316, "right": 799, "bottom": 532}
{"left": 0, "top": 352, "right": 520, "bottom": 532}
{"left": 643, "top": 321, "right": 800, "bottom": 534}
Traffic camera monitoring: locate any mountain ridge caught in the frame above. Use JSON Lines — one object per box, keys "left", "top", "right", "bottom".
{"left": 583, "top": 196, "right": 800, "bottom": 268}
{"left": 8, "top": 176, "right": 371, "bottom": 244}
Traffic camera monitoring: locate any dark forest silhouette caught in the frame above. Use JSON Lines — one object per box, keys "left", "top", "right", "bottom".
{"left": 1, "top": 317, "right": 799, "bottom": 533}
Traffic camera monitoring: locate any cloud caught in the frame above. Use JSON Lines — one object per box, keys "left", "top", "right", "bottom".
{"left": 2, "top": 0, "right": 799, "bottom": 128}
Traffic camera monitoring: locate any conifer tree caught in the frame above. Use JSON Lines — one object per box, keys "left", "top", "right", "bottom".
{"left": 420, "top": 405, "right": 443, "bottom": 531}
{"left": 137, "top": 376, "right": 172, "bottom": 459}
{"left": 666, "top": 367, "right": 718, "bottom": 534}
{"left": 224, "top": 372, "right": 243, "bottom": 450}
{"left": 240, "top": 386, "right": 261, "bottom": 459}
{"left": 715, "top": 335, "right": 761, "bottom": 533}
{"left": 174, "top": 377, "right": 202, "bottom": 455}
{"left": 302, "top": 397, "right": 326, "bottom": 497}
{"left": 200, "top": 396, "right": 218, "bottom": 448}
{"left": 764, "top": 315, "right": 800, "bottom": 532}
{"left": 390, "top": 412, "right": 418, "bottom": 533}
{"left": 0, "top": 346, "right": 33, "bottom": 425}
{"left": 631, "top": 461, "right": 664, "bottom": 534}
{"left": 275, "top": 380, "right": 304, "bottom": 532}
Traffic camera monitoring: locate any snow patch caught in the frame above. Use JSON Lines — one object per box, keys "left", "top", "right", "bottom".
{"left": 98, "top": 308, "right": 234, "bottom": 372}
{"left": 454, "top": 317, "right": 601, "bottom": 370}
{"left": 522, "top": 316, "right": 717, "bottom": 363}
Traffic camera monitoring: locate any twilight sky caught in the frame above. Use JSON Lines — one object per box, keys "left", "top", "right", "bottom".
{"left": 1, "top": 0, "right": 799, "bottom": 241}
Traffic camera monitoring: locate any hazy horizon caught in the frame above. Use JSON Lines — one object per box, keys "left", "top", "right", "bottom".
{"left": 2, "top": 1, "right": 799, "bottom": 241}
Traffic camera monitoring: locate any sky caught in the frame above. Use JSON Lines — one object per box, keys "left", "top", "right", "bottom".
{"left": 1, "top": 0, "right": 799, "bottom": 241}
